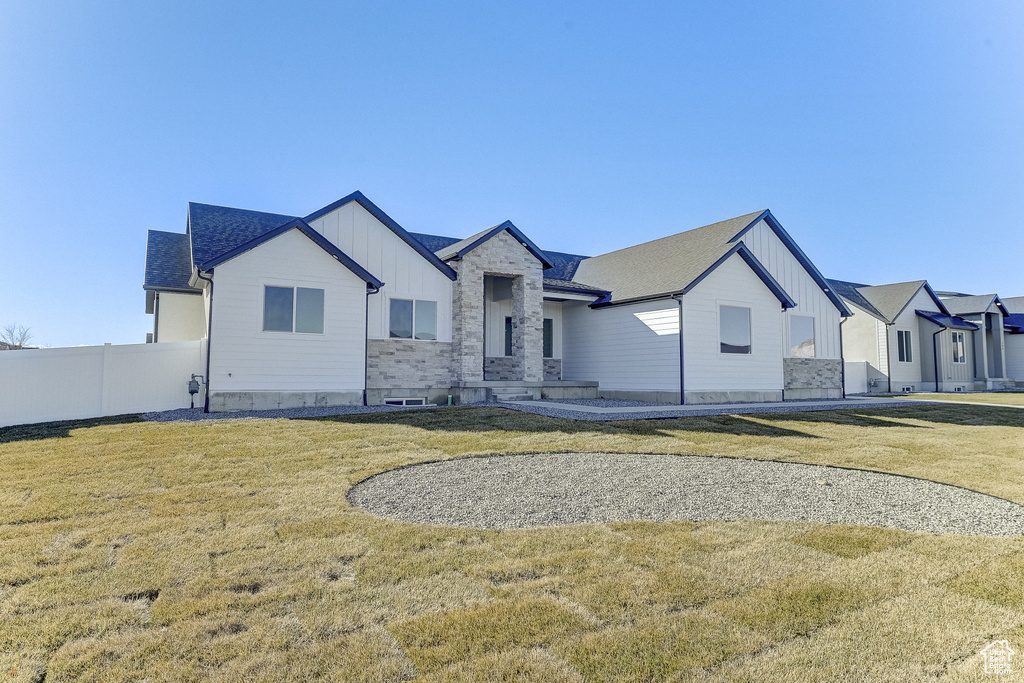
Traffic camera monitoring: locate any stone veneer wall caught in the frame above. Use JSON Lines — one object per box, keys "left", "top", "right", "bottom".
{"left": 367, "top": 339, "right": 453, "bottom": 388}
{"left": 484, "top": 357, "right": 516, "bottom": 381}
{"left": 450, "top": 230, "right": 544, "bottom": 382}
{"left": 543, "top": 358, "right": 561, "bottom": 381}
{"left": 783, "top": 358, "right": 843, "bottom": 399}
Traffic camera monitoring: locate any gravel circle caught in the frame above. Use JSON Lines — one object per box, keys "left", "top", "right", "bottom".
{"left": 348, "top": 452, "right": 1024, "bottom": 536}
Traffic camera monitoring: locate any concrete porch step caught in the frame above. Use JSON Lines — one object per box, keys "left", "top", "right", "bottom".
{"left": 493, "top": 393, "right": 538, "bottom": 402}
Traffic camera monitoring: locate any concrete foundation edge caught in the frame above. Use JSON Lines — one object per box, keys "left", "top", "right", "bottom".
{"left": 209, "top": 391, "right": 364, "bottom": 412}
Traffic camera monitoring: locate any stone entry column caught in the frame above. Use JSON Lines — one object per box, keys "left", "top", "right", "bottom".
{"left": 449, "top": 230, "right": 545, "bottom": 383}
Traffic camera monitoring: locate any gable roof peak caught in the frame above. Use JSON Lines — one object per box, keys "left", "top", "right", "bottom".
{"left": 436, "top": 220, "right": 553, "bottom": 268}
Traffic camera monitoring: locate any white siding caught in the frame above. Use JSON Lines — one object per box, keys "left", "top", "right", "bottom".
{"left": 308, "top": 202, "right": 453, "bottom": 341}
{"left": 840, "top": 307, "right": 882, "bottom": 367}
{"left": 209, "top": 229, "right": 368, "bottom": 393}
{"left": 562, "top": 298, "right": 680, "bottom": 392}
{"left": 681, "top": 253, "right": 783, "bottom": 392}
{"left": 888, "top": 288, "right": 936, "bottom": 385}
{"left": 562, "top": 252, "right": 784, "bottom": 394}
{"left": 741, "top": 220, "right": 842, "bottom": 358}
{"left": 156, "top": 292, "right": 206, "bottom": 342}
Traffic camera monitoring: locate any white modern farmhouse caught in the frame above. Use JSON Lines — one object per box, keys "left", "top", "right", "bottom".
{"left": 144, "top": 191, "right": 849, "bottom": 410}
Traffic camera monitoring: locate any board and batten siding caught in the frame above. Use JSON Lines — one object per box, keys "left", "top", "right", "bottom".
{"left": 561, "top": 298, "right": 680, "bottom": 392}
{"left": 1006, "top": 334, "right": 1024, "bottom": 381}
{"left": 918, "top": 318, "right": 975, "bottom": 386}
{"left": 681, "top": 252, "right": 783, "bottom": 393}
{"left": 208, "top": 229, "right": 368, "bottom": 393}
{"left": 740, "top": 220, "right": 841, "bottom": 358}
{"left": 308, "top": 202, "right": 453, "bottom": 341}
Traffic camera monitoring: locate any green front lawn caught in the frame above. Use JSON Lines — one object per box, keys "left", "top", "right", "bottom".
{"left": 1, "top": 405, "right": 1023, "bottom": 681}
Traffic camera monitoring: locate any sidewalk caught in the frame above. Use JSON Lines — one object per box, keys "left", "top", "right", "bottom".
{"left": 496, "top": 396, "right": 937, "bottom": 421}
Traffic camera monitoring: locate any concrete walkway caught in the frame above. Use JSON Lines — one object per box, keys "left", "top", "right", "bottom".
{"left": 496, "top": 396, "right": 937, "bottom": 421}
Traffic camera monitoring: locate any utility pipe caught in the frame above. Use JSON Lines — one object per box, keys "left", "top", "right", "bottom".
{"left": 672, "top": 295, "right": 685, "bottom": 405}
{"left": 932, "top": 325, "right": 948, "bottom": 393}
{"left": 839, "top": 317, "right": 848, "bottom": 399}
{"left": 196, "top": 270, "right": 214, "bottom": 413}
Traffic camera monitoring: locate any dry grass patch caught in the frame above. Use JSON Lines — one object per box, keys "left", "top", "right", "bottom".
{"left": 793, "top": 524, "right": 911, "bottom": 558}
{"left": 1, "top": 404, "right": 1023, "bottom": 680}
{"left": 389, "top": 597, "right": 598, "bottom": 671}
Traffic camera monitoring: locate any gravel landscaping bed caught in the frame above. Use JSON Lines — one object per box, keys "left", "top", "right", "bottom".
{"left": 144, "top": 397, "right": 927, "bottom": 423}
{"left": 349, "top": 452, "right": 1024, "bottom": 536}
{"left": 143, "top": 404, "right": 422, "bottom": 422}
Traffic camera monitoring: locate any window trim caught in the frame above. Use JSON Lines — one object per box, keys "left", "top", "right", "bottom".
{"left": 543, "top": 318, "right": 554, "bottom": 359}
{"left": 951, "top": 330, "right": 967, "bottom": 364}
{"left": 262, "top": 284, "right": 325, "bottom": 335}
{"left": 788, "top": 314, "right": 816, "bottom": 358}
{"left": 897, "top": 329, "right": 913, "bottom": 363}
{"left": 719, "top": 304, "right": 752, "bottom": 355}
{"left": 389, "top": 298, "right": 439, "bottom": 341}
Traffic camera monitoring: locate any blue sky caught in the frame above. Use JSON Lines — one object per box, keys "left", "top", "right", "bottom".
{"left": 1, "top": 1, "right": 1021, "bottom": 347}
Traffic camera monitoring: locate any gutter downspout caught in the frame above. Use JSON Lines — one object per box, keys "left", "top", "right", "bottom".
{"left": 932, "top": 325, "right": 947, "bottom": 393}
{"left": 672, "top": 294, "right": 685, "bottom": 405}
{"left": 884, "top": 322, "right": 893, "bottom": 394}
{"left": 153, "top": 292, "right": 160, "bottom": 343}
{"left": 839, "top": 317, "right": 848, "bottom": 399}
{"left": 196, "top": 270, "right": 214, "bottom": 413}
{"left": 364, "top": 284, "right": 381, "bottom": 406}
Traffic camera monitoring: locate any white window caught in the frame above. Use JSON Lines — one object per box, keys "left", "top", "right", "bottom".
{"left": 897, "top": 330, "right": 913, "bottom": 363}
{"left": 789, "top": 315, "right": 815, "bottom": 358}
{"left": 952, "top": 331, "right": 966, "bottom": 364}
{"left": 263, "top": 286, "right": 324, "bottom": 334}
{"left": 390, "top": 299, "right": 437, "bottom": 340}
{"left": 720, "top": 305, "right": 751, "bottom": 354}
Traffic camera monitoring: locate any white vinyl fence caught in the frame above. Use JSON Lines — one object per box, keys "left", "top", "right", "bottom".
{"left": 0, "top": 340, "right": 206, "bottom": 427}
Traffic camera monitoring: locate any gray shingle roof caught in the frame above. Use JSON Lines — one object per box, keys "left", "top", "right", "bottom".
{"left": 941, "top": 294, "right": 1001, "bottom": 316}
{"left": 144, "top": 230, "right": 198, "bottom": 291}
{"left": 571, "top": 211, "right": 764, "bottom": 303}
{"left": 826, "top": 279, "right": 935, "bottom": 323}
{"left": 188, "top": 202, "right": 297, "bottom": 269}
{"left": 1002, "top": 296, "right": 1024, "bottom": 315}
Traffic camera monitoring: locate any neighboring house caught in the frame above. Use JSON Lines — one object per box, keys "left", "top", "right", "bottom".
{"left": 144, "top": 192, "right": 849, "bottom": 410}
{"left": 938, "top": 293, "right": 1012, "bottom": 390}
{"left": 827, "top": 279, "right": 980, "bottom": 393}
{"left": 1002, "top": 296, "right": 1024, "bottom": 384}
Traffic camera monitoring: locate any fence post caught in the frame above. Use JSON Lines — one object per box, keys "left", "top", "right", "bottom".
{"left": 100, "top": 342, "right": 112, "bottom": 416}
